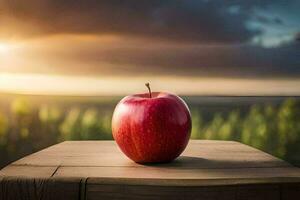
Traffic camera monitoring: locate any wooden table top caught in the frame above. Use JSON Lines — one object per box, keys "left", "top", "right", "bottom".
{"left": 1, "top": 140, "right": 300, "bottom": 200}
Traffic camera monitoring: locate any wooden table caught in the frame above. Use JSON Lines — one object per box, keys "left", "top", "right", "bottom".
{"left": 1, "top": 140, "right": 300, "bottom": 200}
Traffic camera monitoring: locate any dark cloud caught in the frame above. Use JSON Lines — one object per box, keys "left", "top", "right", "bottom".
{"left": 1, "top": 0, "right": 265, "bottom": 43}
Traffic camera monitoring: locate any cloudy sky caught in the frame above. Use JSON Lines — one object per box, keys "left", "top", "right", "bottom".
{"left": 0, "top": 0, "right": 299, "bottom": 95}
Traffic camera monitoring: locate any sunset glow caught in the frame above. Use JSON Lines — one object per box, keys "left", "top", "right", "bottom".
{"left": 0, "top": 1, "right": 299, "bottom": 96}
{"left": 1, "top": 73, "right": 300, "bottom": 96}
{"left": 0, "top": 43, "right": 12, "bottom": 55}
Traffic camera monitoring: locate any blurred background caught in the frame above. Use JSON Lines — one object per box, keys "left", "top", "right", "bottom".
{"left": 0, "top": 0, "right": 299, "bottom": 168}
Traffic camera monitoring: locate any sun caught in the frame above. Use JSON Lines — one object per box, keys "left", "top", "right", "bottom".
{"left": 0, "top": 43, "right": 12, "bottom": 55}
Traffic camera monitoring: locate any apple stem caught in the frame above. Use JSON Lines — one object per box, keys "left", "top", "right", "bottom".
{"left": 145, "top": 82, "right": 152, "bottom": 98}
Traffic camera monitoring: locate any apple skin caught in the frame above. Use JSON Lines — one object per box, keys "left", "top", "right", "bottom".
{"left": 112, "top": 92, "right": 191, "bottom": 163}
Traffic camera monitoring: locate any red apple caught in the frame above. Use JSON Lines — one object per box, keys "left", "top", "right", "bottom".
{"left": 112, "top": 83, "right": 191, "bottom": 163}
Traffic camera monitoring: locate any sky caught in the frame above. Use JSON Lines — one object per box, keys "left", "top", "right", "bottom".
{"left": 0, "top": 0, "right": 299, "bottom": 95}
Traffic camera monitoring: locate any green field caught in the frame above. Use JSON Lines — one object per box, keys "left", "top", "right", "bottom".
{"left": 0, "top": 93, "right": 300, "bottom": 168}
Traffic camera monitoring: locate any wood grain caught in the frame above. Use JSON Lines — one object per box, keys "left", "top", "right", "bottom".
{"left": 0, "top": 177, "right": 83, "bottom": 200}
{"left": 0, "top": 165, "right": 57, "bottom": 178}
{"left": 1, "top": 140, "right": 300, "bottom": 200}
{"left": 11, "top": 140, "right": 290, "bottom": 168}
{"left": 54, "top": 166, "right": 300, "bottom": 186}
